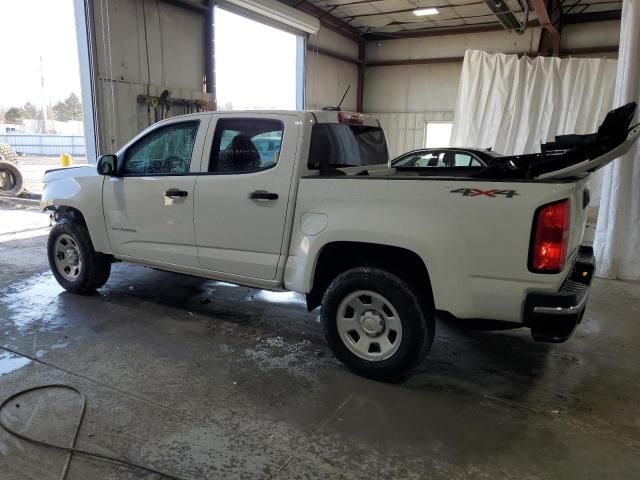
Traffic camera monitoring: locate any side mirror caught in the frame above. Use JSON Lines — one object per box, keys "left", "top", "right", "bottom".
{"left": 97, "top": 154, "right": 118, "bottom": 176}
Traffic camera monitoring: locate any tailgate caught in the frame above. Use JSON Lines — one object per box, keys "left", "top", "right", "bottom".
{"left": 534, "top": 102, "right": 639, "bottom": 180}
{"left": 476, "top": 103, "right": 639, "bottom": 181}
{"left": 536, "top": 123, "right": 640, "bottom": 180}
{"left": 566, "top": 177, "right": 590, "bottom": 260}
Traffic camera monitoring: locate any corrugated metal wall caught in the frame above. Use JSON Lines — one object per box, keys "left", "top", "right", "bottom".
{"left": 372, "top": 111, "right": 454, "bottom": 158}
{"left": 0, "top": 134, "right": 86, "bottom": 156}
{"left": 306, "top": 27, "right": 359, "bottom": 111}
{"left": 91, "top": 0, "right": 211, "bottom": 153}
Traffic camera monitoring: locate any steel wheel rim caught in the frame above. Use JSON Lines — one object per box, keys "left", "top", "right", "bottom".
{"left": 336, "top": 290, "right": 403, "bottom": 361}
{"left": 53, "top": 233, "right": 82, "bottom": 281}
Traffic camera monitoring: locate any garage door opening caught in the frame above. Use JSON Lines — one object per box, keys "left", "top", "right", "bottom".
{"left": 0, "top": 0, "right": 87, "bottom": 196}
{"left": 215, "top": 7, "right": 302, "bottom": 111}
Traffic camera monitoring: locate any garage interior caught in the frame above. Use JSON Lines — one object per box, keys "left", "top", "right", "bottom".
{"left": 1, "top": 0, "right": 640, "bottom": 479}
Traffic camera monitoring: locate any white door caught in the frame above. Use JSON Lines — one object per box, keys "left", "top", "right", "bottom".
{"left": 194, "top": 115, "right": 300, "bottom": 280}
{"left": 103, "top": 118, "right": 208, "bottom": 267}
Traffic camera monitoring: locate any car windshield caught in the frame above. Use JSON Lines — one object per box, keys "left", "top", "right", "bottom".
{"left": 308, "top": 123, "right": 389, "bottom": 169}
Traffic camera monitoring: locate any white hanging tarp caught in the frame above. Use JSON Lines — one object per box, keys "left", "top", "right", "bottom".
{"left": 450, "top": 50, "right": 617, "bottom": 157}
{"left": 594, "top": 0, "right": 640, "bottom": 281}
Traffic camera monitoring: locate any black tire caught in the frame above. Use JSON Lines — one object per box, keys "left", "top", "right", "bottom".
{"left": 0, "top": 142, "right": 18, "bottom": 164}
{"left": 47, "top": 220, "right": 111, "bottom": 293}
{"left": 0, "top": 161, "right": 24, "bottom": 197}
{"left": 321, "top": 267, "right": 434, "bottom": 381}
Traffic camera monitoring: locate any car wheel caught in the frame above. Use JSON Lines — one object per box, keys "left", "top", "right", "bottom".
{"left": 47, "top": 221, "right": 111, "bottom": 293}
{"left": 321, "top": 267, "right": 434, "bottom": 381}
{"left": 0, "top": 161, "right": 24, "bottom": 197}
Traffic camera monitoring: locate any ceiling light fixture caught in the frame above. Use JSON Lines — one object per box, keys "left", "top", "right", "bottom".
{"left": 481, "top": 0, "right": 528, "bottom": 34}
{"left": 413, "top": 8, "right": 439, "bottom": 16}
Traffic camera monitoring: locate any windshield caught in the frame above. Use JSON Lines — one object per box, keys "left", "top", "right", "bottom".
{"left": 308, "top": 123, "right": 389, "bottom": 169}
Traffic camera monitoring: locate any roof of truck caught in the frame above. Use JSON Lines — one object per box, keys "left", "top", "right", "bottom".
{"left": 165, "top": 110, "right": 381, "bottom": 128}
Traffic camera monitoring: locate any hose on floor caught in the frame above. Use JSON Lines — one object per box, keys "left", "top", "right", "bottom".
{"left": 0, "top": 384, "right": 188, "bottom": 480}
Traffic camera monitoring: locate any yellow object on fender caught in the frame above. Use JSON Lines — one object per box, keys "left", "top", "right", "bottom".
{"left": 59, "top": 153, "right": 72, "bottom": 167}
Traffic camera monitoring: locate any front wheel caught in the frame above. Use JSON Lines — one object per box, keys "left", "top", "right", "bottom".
{"left": 321, "top": 267, "right": 434, "bottom": 381}
{"left": 47, "top": 221, "right": 111, "bottom": 293}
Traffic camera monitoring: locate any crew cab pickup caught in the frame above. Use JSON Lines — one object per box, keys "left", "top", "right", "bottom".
{"left": 41, "top": 103, "right": 640, "bottom": 380}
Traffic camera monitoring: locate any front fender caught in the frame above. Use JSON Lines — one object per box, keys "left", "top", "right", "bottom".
{"left": 41, "top": 171, "right": 111, "bottom": 254}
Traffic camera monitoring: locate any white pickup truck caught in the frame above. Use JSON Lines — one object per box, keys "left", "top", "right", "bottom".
{"left": 41, "top": 103, "right": 639, "bottom": 380}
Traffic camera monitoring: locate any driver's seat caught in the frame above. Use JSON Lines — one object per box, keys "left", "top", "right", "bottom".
{"left": 218, "top": 134, "right": 260, "bottom": 172}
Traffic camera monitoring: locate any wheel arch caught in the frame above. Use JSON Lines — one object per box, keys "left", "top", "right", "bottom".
{"left": 306, "top": 241, "right": 435, "bottom": 313}
{"left": 44, "top": 205, "right": 88, "bottom": 227}
{"left": 43, "top": 203, "right": 112, "bottom": 254}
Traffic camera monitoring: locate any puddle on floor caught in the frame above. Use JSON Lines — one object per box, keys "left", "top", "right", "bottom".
{"left": 249, "top": 290, "right": 306, "bottom": 306}
{"left": 0, "top": 272, "right": 66, "bottom": 334}
{"left": 0, "top": 351, "right": 31, "bottom": 376}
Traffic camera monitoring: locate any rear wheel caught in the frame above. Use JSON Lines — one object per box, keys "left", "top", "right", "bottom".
{"left": 321, "top": 267, "right": 434, "bottom": 381}
{"left": 47, "top": 221, "right": 111, "bottom": 293}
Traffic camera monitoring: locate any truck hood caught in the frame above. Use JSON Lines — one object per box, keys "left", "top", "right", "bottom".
{"left": 42, "top": 164, "right": 97, "bottom": 183}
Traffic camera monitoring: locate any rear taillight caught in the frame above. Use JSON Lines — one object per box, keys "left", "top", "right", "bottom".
{"left": 529, "top": 199, "right": 571, "bottom": 273}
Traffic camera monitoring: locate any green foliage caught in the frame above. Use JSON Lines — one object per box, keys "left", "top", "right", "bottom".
{"left": 22, "top": 102, "right": 40, "bottom": 119}
{"left": 51, "top": 93, "right": 83, "bottom": 122}
{"left": 5, "top": 107, "right": 23, "bottom": 123}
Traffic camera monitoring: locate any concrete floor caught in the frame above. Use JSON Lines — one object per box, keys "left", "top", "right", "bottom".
{"left": 1, "top": 202, "right": 639, "bottom": 479}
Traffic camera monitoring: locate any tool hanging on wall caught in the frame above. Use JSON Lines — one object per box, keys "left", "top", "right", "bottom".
{"left": 147, "top": 97, "right": 152, "bottom": 126}
{"left": 150, "top": 98, "right": 159, "bottom": 123}
{"left": 138, "top": 94, "right": 210, "bottom": 126}
{"left": 159, "top": 90, "right": 171, "bottom": 120}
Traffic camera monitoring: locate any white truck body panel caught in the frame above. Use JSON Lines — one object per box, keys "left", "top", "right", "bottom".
{"left": 100, "top": 114, "right": 211, "bottom": 267}
{"left": 40, "top": 165, "right": 110, "bottom": 253}
{"left": 284, "top": 175, "right": 588, "bottom": 322}
{"left": 193, "top": 113, "right": 303, "bottom": 280}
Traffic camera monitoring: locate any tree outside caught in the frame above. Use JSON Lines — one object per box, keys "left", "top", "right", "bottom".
{"left": 22, "top": 102, "right": 40, "bottom": 119}
{"left": 51, "top": 93, "right": 82, "bottom": 122}
{"left": 2, "top": 93, "right": 82, "bottom": 124}
{"left": 5, "top": 107, "right": 23, "bottom": 123}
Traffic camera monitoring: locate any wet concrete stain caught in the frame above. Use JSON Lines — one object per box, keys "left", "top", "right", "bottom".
{"left": 0, "top": 351, "right": 31, "bottom": 376}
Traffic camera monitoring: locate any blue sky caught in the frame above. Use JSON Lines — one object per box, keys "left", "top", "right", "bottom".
{"left": 0, "top": 0, "right": 81, "bottom": 108}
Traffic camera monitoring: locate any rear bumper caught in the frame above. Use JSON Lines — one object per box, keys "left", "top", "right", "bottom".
{"left": 524, "top": 246, "right": 596, "bottom": 342}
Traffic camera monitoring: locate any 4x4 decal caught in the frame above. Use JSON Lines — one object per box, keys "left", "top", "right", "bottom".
{"left": 450, "top": 188, "right": 519, "bottom": 198}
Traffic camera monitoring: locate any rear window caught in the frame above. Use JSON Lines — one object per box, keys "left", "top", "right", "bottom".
{"left": 308, "top": 124, "right": 389, "bottom": 169}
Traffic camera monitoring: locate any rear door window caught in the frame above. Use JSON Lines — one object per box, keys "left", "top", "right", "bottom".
{"left": 209, "top": 118, "right": 284, "bottom": 174}
{"left": 453, "top": 152, "right": 482, "bottom": 167}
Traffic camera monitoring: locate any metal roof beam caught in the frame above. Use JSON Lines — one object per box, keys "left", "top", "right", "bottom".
{"left": 533, "top": 0, "right": 562, "bottom": 55}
